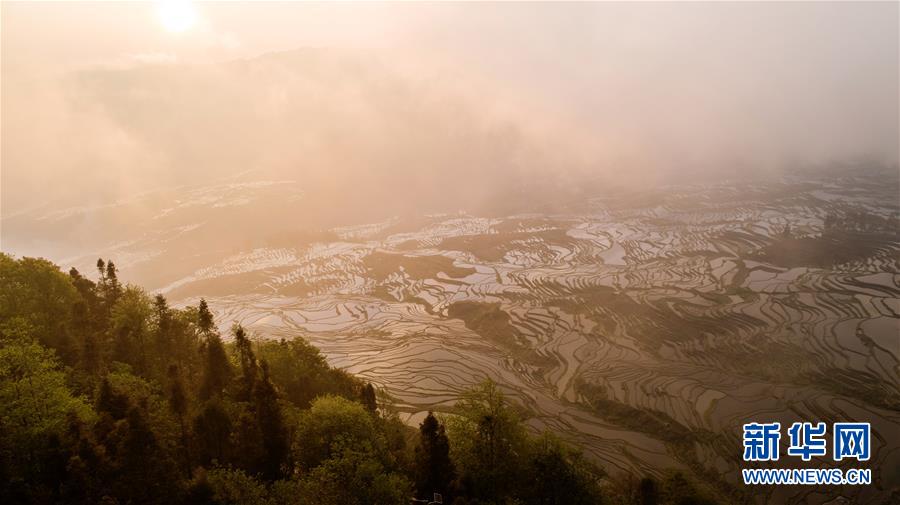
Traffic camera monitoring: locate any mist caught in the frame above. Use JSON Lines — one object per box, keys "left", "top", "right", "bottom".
{"left": 3, "top": 1, "right": 898, "bottom": 226}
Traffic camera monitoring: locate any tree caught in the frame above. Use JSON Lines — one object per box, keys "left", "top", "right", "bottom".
{"left": 110, "top": 405, "right": 179, "bottom": 504}
{"left": 197, "top": 299, "right": 215, "bottom": 336}
{"left": 231, "top": 405, "right": 266, "bottom": 476}
{"left": 104, "top": 260, "right": 122, "bottom": 305}
{"left": 153, "top": 295, "right": 173, "bottom": 373}
{"left": 2, "top": 254, "right": 622, "bottom": 505}
{"left": 109, "top": 286, "right": 153, "bottom": 374}
{"left": 167, "top": 364, "right": 191, "bottom": 474}
{"left": 70, "top": 268, "right": 103, "bottom": 374}
{"left": 524, "top": 433, "right": 602, "bottom": 505}
{"left": 659, "top": 472, "right": 715, "bottom": 505}
{"left": 0, "top": 254, "right": 80, "bottom": 362}
{"left": 414, "top": 412, "right": 455, "bottom": 500}
{"left": 254, "top": 361, "right": 288, "bottom": 480}
{"left": 445, "top": 379, "right": 527, "bottom": 501}
{"left": 361, "top": 382, "right": 378, "bottom": 414}
{"left": 96, "top": 259, "right": 122, "bottom": 322}
{"left": 0, "top": 341, "right": 95, "bottom": 491}
{"left": 68, "top": 267, "right": 99, "bottom": 312}
{"left": 233, "top": 324, "right": 258, "bottom": 400}
{"left": 297, "top": 446, "right": 412, "bottom": 505}
{"left": 254, "top": 337, "right": 359, "bottom": 408}
{"left": 294, "top": 395, "right": 380, "bottom": 471}
{"left": 203, "top": 467, "right": 272, "bottom": 505}
{"left": 196, "top": 299, "right": 232, "bottom": 400}
{"left": 193, "top": 399, "right": 232, "bottom": 466}
{"left": 96, "top": 377, "right": 130, "bottom": 420}
{"left": 73, "top": 300, "right": 101, "bottom": 375}
{"left": 199, "top": 327, "right": 231, "bottom": 401}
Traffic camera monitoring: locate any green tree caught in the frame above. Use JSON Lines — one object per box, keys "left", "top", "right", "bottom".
{"left": 0, "top": 341, "right": 95, "bottom": 496}
{"left": 297, "top": 446, "right": 412, "bottom": 505}
{"left": 0, "top": 254, "right": 80, "bottom": 362}
{"left": 255, "top": 337, "right": 359, "bottom": 408}
{"left": 204, "top": 467, "right": 273, "bottom": 505}
{"left": 446, "top": 379, "right": 527, "bottom": 501}
{"left": 294, "top": 395, "right": 380, "bottom": 471}
{"left": 109, "top": 286, "right": 153, "bottom": 374}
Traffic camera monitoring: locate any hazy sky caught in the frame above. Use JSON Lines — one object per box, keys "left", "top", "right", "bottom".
{"left": 2, "top": 1, "right": 898, "bottom": 217}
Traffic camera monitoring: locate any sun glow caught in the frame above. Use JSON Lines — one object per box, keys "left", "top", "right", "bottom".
{"left": 157, "top": 1, "right": 196, "bottom": 33}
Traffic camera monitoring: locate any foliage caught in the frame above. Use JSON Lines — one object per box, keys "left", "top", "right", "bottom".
{"left": 205, "top": 467, "right": 274, "bottom": 505}
{"left": 415, "top": 411, "right": 455, "bottom": 500}
{"left": 0, "top": 340, "right": 96, "bottom": 496}
{"left": 255, "top": 337, "right": 359, "bottom": 408}
{"left": 294, "top": 395, "right": 381, "bottom": 470}
{"left": 446, "top": 379, "right": 529, "bottom": 501}
{"left": 446, "top": 379, "right": 604, "bottom": 505}
{"left": 0, "top": 255, "right": 624, "bottom": 505}
{"left": 0, "top": 254, "right": 80, "bottom": 360}
{"left": 297, "top": 446, "right": 412, "bottom": 505}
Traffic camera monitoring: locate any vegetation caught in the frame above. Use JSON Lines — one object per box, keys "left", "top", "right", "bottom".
{"left": 754, "top": 209, "right": 900, "bottom": 268}
{"left": 0, "top": 254, "right": 633, "bottom": 505}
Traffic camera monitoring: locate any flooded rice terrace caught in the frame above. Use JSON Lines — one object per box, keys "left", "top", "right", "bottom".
{"left": 161, "top": 173, "right": 898, "bottom": 503}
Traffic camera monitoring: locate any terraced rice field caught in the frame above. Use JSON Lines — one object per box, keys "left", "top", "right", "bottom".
{"left": 158, "top": 173, "right": 898, "bottom": 503}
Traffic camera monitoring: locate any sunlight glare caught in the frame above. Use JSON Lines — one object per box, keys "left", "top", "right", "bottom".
{"left": 157, "top": 1, "right": 196, "bottom": 33}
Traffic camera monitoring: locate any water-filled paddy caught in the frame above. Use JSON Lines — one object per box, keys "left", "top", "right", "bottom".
{"left": 156, "top": 175, "right": 899, "bottom": 503}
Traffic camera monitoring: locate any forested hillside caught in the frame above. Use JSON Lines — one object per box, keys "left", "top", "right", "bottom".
{"left": 0, "top": 254, "right": 712, "bottom": 505}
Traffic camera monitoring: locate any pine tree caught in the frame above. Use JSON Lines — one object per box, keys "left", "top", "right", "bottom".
{"left": 70, "top": 267, "right": 104, "bottom": 374}
{"left": 233, "top": 324, "right": 257, "bottom": 400}
{"left": 167, "top": 364, "right": 191, "bottom": 474}
{"left": 254, "top": 361, "right": 288, "bottom": 480}
{"left": 197, "top": 299, "right": 215, "bottom": 336}
{"left": 415, "top": 411, "right": 455, "bottom": 500}
{"left": 96, "top": 259, "right": 106, "bottom": 283}
{"left": 200, "top": 334, "right": 231, "bottom": 400}
{"left": 98, "top": 259, "right": 122, "bottom": 311}
{"left": 105, "top": 261, "right": 121, "bottom": 298}
{"left": 198, "top": 304, "right": 231, "bottom": 401}
{"left": 153, "top": 294, "right": 173, "bottom": 374}
{"left": 193, "top": 399, "right": 232, "bottom": 465}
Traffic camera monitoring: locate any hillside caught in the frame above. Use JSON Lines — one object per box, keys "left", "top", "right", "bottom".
{"left": 3, "top": 253, "right": 721, "bottom": 504}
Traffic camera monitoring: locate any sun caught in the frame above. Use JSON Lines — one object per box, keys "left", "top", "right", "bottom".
{"left": 157, "top": 0, "right": 197, "bottom": 33}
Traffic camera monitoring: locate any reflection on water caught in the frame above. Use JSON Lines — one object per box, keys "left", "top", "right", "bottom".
{"left": 164, "top": 174, "right": 898, "bottom": 503}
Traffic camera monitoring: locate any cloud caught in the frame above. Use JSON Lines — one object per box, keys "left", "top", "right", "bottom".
{"left": 2, "top": 1, "right": 897, "bottom": 222}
